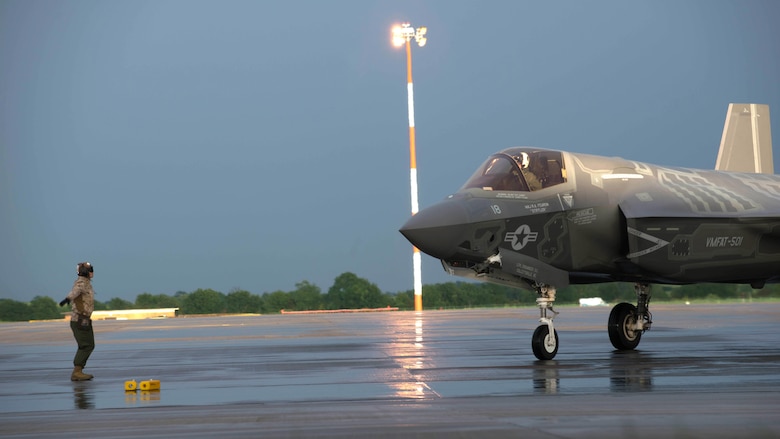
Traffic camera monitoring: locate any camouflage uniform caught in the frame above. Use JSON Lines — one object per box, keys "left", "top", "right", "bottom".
{"left": 66, "top": 276, "right": 95, "bottom": 369}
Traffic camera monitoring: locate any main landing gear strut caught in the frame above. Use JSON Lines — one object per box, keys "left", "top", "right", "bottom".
{"left": 531, "top": 283, "right": 559, "bottom": 360}
{"left": 608, "top": 283, "right": 653, "bottom": 351}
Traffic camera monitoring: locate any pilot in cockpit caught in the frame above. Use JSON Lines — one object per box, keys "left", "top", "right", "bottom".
{"left": 516, "top": 152, "right": 543, "bottom": 191}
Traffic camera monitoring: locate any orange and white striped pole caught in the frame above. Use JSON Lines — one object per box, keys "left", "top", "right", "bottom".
{"left": 405, "top": 38, "right": 423, "bottom": 312}
{"left": 392, "top": 23, "right": 427, "bottom": 311}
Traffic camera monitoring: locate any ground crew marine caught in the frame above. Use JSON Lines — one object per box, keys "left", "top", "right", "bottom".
{"left": 59, "top": 262, "right": 96, "bottom": 381}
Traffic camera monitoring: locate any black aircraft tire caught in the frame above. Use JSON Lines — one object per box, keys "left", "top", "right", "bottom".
{"left": 532, "top": 325, "right": 559, "bottom": 360}
{"left": 608, "top": 302, "right": 642, "bottom": 350}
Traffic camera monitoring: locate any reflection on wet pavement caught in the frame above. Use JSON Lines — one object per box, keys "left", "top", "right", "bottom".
{"left": 72, "top": 381, "right": 93, "bottom": 409}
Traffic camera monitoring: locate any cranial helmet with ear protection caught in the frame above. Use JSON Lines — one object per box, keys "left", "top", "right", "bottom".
{"left": 519, "top": 152, "right": 530, "bottom": 169}
{"left": 77, "top": 262, "right": 94, "bottom": 277}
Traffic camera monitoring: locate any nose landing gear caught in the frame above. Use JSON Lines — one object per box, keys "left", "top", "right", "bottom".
{"left": 532, "top": 283, "right": 559, "bottom": 360}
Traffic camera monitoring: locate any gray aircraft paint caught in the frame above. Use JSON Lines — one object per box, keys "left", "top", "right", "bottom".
{"left": 401, "top": 104, "right": 779, "bottom": 291}
{"left": 400, "top": 104, "right": 778, "bottom": 359}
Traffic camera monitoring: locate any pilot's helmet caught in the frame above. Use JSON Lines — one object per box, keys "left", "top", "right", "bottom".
{"left": 77, "top": 262, "right": 94, "bottom": 277}
{"left": 518, "top": 152, "right": 530, "bottom": 169}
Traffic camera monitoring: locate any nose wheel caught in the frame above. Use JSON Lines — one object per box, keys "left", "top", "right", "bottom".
{"left": 532, "top": 324, "right": 559, "bottom": 360}
{"left": 532, "top": 283, "right": 560, "bottom": 360}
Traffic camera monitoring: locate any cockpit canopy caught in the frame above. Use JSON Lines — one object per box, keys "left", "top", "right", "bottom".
{"left": 460, "top": 148, "right": 567, "bottom": 192}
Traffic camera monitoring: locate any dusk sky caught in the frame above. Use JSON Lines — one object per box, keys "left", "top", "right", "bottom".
{"left": 2, "top": 1, "right": 779, "bottom": 302}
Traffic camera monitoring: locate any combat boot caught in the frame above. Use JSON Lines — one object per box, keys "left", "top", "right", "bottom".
{"left": 71, "top": 366, "right": 93, "bottom": 381}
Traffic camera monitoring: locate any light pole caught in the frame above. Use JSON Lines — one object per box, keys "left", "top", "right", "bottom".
{"left": 392, "top": 23, "right": 427, "bottom": 312}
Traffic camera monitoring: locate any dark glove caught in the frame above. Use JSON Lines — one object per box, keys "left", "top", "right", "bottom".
{"left": 59, "top": 298, "right": 71, "bottom": 307}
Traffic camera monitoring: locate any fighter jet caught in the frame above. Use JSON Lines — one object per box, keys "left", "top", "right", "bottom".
{"left": 400, "top": 103, "right": 777, "bottom": 360}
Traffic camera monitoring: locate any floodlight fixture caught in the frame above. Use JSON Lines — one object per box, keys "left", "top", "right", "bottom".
{"left": 392, "top": 23, "right": 427, "bottom": 48}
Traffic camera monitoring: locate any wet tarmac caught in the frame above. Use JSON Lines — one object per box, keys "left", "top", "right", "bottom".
{"left": 1, "top": 303, "right": 779, "bottom": 438}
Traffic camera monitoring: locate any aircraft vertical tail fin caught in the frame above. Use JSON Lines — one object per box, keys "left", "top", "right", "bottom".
{"left": 715, "top": 103, "right": 773, "bottom": 174}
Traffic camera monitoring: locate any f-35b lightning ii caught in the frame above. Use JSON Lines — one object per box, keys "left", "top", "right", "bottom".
{"left": 400, "top": 103, "right": 777, "bottom": 360}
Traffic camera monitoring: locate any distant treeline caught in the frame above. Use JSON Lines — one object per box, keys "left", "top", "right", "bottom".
{"left": 2, "top": 271, "right": 779, "bottom": 322}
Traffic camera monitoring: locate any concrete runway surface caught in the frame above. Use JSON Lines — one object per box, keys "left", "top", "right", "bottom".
{"left": 1, "top": 302, "right": 779, "bottom": 438}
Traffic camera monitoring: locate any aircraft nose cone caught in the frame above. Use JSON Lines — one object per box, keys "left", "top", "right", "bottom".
{"left": 399, "top": 199, "right": 470, "bottom": 260}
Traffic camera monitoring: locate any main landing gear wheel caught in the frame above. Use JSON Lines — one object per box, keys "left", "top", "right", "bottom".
{"left": 532, "top": 325, "right": 559, "bottom": 360}
{"left": 608, "top": 302, "right": 642, "bottom": 350}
